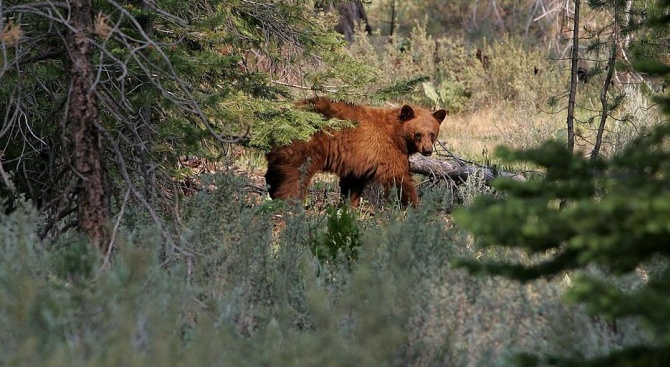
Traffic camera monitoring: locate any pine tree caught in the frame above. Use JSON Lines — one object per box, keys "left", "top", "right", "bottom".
{"left": 0, "top": 0, "right": 381, "bottom": 251}
{"left": 454, "top": 1, "right": 670, "bottom": 364}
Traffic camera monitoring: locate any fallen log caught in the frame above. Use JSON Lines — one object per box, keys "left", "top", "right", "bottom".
{"left": 409, "top": 154, "right": 525, "bottom": 184}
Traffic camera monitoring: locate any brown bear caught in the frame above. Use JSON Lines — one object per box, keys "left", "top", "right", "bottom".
{"left": 265, "top": 97, "right": 446, "bottom": 207}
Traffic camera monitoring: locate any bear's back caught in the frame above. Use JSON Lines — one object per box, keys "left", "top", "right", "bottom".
{"left": 300, "top": 98, "right": 408, "bottom": 178}
{"left": 301, "top": 97, "right": 394, "bottom": 129}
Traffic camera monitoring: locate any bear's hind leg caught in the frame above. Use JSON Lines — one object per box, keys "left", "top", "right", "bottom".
{"left": 265, "top": 158, "right": 320, "bottom": 203}
{"left": 265, "top": 164, "right": 299, "bottom": 200}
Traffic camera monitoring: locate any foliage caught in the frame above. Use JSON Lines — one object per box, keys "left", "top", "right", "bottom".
{"left": 0, "top": 0, "right": 388, "bottom": 244}
{"left": 365, "top": 0, "right": 566, "bottom": 45}
{"left": 0, "top": 172, "right": 649, "bottom": 366}
{"left": 451, "top": 10, "right": 670, "bottom": 365}
{"left": 349, "top": 26, "right": 566, "bottom": 114}
{"left": 455, "top": 120, "right": 670, "bottom": 364}
{"left": 472, "top": 37, "right": 565, "bottom": 106}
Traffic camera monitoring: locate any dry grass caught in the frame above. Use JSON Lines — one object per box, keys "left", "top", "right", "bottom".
{"left": 440, "top": 86, "right": 666, "bottom": 164}
{"left": 440, "top": 102, "right": 565, "bottom": 161}
{"left": 440, "top": 108, "right": 506, "bottom": 160}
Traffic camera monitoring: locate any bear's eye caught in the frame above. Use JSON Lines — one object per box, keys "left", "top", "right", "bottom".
{"left": 429, "top": 133, "right": 435, "bottom": 141}
{"left": 414, "top": 133, "right": 422, "bottom": 141}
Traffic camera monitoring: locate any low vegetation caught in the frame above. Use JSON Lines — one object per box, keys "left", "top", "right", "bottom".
{"left": 0, "top": 174, "right": 647, "bottom": 366}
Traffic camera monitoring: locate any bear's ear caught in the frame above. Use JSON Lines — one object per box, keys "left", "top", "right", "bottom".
{"left": 399, "top": 105, "right": 415, "bottom": 122}
{"left": 433, "top": 109, "right": 447, "bottom": 125}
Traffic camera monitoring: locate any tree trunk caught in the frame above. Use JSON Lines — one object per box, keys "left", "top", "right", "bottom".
{"left": 67, "top": 0, "right": 110, "bottom": 252}
{"left": 316, "top": 1, "right": 371, "bottom": 42}
{"left": 591, "top": 40, "right": 617, "bottom": 161}
{"left": 389, "top": 0, "right": 396, "bottom": 36}
{"left": 590, "top": 2, "right": 620, "bottom": 161}
{"left": 566, "top": 0, "right": 580, "bottom": 154}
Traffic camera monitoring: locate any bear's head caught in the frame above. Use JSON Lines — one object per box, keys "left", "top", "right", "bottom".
{"left": 398, "top": 105, "right": 446, "bottom": 156}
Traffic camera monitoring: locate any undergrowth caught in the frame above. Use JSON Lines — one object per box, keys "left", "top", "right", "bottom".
{"left": 0, "top": 172, "right": 645, "bottom": 366}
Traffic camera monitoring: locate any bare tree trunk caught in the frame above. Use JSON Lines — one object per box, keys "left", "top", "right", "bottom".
{"left": 67, "top": 0, "right": 110, "bottom": 251}
{"left": 389, "top": 0, "right": 396, "bottom": 36}
{"left": 566, "top": 0, "right": 580, "bottom": 153}
{"left": 591, "top": 1, "right": 625, "bottom": 161}
{"left": 591, "top": 34, "right": 617, "bottom": 160}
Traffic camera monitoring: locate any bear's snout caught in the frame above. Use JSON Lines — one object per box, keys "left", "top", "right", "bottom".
{"left": 421, "top": 150, "right": 433, "bottom": 156}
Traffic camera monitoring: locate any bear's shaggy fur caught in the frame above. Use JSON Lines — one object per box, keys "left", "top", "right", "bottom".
{"left": 265, "top": 97, "right": 446, "bottom": 207}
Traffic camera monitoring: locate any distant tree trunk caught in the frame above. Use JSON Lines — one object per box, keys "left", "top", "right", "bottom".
{"left": 389, "top": 0, "right": 396, "bottom": 36}
{"left": 591, "top": 33, "right": 618, "bottom": 161}
{"left": 316, "top": 1, "right": 371, "bottom": 42}
{"left": 566, "top": 0, "right": 580, "bottom": 154}
{"left": 591, "top": 0, "right": 629, "bottom": 161}
{"left": 67, "top": 0, "right": 110, "bottom": 251}
{"left": 561, "top": 0, "right": 581, "bottom": 211}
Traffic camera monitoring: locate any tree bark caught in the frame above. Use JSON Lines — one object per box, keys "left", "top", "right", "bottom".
{"left": 67, "top": 0, "right": 110, "bottom": 252}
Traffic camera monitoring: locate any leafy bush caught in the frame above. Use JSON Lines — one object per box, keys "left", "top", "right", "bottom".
{"left": 348, "top": 25, "right": 565, "bottom": 115}
{"left": 309, "top": 204, "right": 361, "bottom": 270}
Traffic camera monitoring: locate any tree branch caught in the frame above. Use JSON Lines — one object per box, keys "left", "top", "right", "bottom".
{"left": 409, "top": 154, "right": 525, "bottom": 184}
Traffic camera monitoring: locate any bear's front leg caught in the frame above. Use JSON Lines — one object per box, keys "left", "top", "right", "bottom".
{"left": 339, "top": 175, "right": 367, "bottom": 207}
{"left": 385, "top": 174, "right": 418, "bottom": 208}
{"left": 399, "top": 178, "right": 419, "bottom": 208}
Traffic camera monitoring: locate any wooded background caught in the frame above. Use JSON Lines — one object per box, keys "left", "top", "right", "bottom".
{"left": 1, "top": 1, "right": 670, "bottom": 366}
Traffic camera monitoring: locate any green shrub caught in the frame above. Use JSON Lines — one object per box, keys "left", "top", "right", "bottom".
{"left": 348, "top": 25, "right": 566, "bottom": 115}
{"left": 309, "top": 204, "right": 361, "bottom": 271}
{"left": 455, "top": 125, "right": 670, "bottom": 365}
